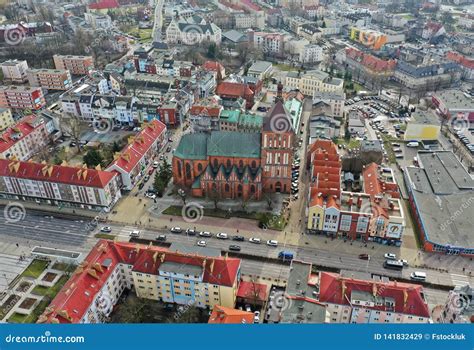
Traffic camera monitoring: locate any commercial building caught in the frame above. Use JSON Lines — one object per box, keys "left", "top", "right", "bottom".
{"left": 0, "top": 159, "right": 121, "bottom": 211}
{"left": 27, "top": 69, "right": 73, "bottom": 91}
{"left": 404, "top": 151, "right": 474, "bottom": 256}
{"left": 404, "top": 110, "right": 441, "bottom": 141}
{"left": 247, "top": 61, "right": 273, "bottom": 80}
{"left": 1, "top": 60, "right": 29, "bottom": 83}
{"left": 173, "top": 101, "right": 294, "bottom": 200}
{"left": 285, "top": 70, "right": 344, "bottom": 97}
{"left": 106, "top": 120, "right": 167, "bottom": 190}
{"left": 0, "top": 115, "right": 51, "bottom": 161}
{"left": 432, "top": 89, "right": 474, "bottom": 120}
{"left": 38, "top": 240, "right": 241, "bottom": 323}
{"left": 0, "top": 108, "right": 14, "bottom": 131}
{"left": 0, "top": 85, "right": 46, "bottom": 110}
{"left": 53, "top": 55, "right": 94, "bottom": 76}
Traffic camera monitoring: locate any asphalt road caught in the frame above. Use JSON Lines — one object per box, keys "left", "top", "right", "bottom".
{"left": 0, "top": 210, "right": 90, "bottom": 247}
{"left": 108, "top": 224, "right": 469, "bottom": 288}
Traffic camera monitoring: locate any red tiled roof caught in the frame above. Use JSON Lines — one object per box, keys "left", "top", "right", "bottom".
{"left": 0, "top": 115, "right": 43, "bottom": 153}
{"left": 318, "top": 272, "right": 430, "bottom": 318}
{"left": 208, "top": 305, "right": 254, "bottom": 324}
{"left": 190, "top": 105, "right": 222, "bottom": 118}
{"left": 0, "top": 159, "right": 117, "bottom": 189}
{"left": 346, "top": 48, "right": 397, "bottom": 73}
{"left": 107, "top": 120, "right": 166, "bottom": 174}
{"left": 202, "top": 61, "right": 224, "bottom": 72}
{"left": 307, "top": 140, "right": 341, "bottom": 198}
{"left": 363, "top": 163, "right": 399, "bottom": 199}
{"left": 39, "top": 240, "right": 241, "bottom": 324}
{"left": 216, "top": 82, "right": 250, "bottom": 98}
{"left": 241, "top": 0, "right": 261, "bottom": 11}
{"left": 89, "top": 0, "right": 119, "bottom": 10}
{"left": 446, "top": 51, "right": 474, "bottom": 70}
{"left": 237, "top": 280, "right": 268, "bottom": 301}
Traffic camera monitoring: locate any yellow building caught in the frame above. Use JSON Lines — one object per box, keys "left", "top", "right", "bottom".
{"left": 285, "top": 70, "right": 344, "bottom": 97}
{"left": 0, "top": 108, "right": 14, "bottom": 131}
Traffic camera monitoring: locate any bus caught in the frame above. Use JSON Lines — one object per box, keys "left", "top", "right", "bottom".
{"left": 383, "top": 260, "right": 404, "bottom": 271}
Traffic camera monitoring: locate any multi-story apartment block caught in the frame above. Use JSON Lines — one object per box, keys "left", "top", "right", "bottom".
{"left": 285, "top": 70, "right": 344, "bottom": 96}
{"left": 27, "top": 69, "right": 73, "bottom": 91}
{"left": 53, "top": 55, "right": 94, "bottom": 76}
{"left": 0, "top": 159, "right": 121, "bottom": 210}
{"left": 38, "top": 239, "right": 241, "bottom": 323}
{"left": 0, "top": 85, "right": 46, "bottom": 110}
{"left": 318, "top": 270, "right": 431, "bottom": 323}
{"left": 248, "top": 31, "right": 285, "bottom": 58}
{"left": 1, "top": 59, "right": 29, "bottom": 83}
{"left": 0, "top": 115, "right": 50, "bottom": 161}
{"left": 300, "top": 44, "right": 323, "bottom": 64}
{"left": 312, "top": 91, "right": 346, "bottom": 119}
{"left": 344, "top": 48, "right": 397, "bottom": 87}
{"left": 106, "top": 120, "right": 167, "bottom": 190}
{"left": 0, "top": 108, "right": 14, "bottom": 131}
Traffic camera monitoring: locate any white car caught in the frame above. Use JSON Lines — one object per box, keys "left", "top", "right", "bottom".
{"left": 100, "top": 226, "right": 112, "bottom": 233}
{"left": 196, "top": 240, "right": 206, "bottom": 247}
{"left": 384, "top": 253, "right": 397, "bottom": 260}
{"left": 170, "top": 227, "right": 183, "bottom": 233}
{"left": 398, "top": 259, "right": 409, "bottom": 266}
{"left": 249, "top": 237, "right": 261, "bottom": 244}
{"left": 199, "top": 231, "right": 212, "bottom": 237}
{"left": 266, "top": 240, "right": 278, "bottom": 247}
{"left": 254, "top": 311, "right": 260, "bottom": 324}
{"left": 152, "top": 161, "right": 159, "bottom": 168}
{"left": 216, "top": 232, "right": 228, "bottom": 239}
{"left": 130, "top": 230, "right": 140, "bottom": 238}
{"left": 145, "top": 193, "right": 156, "bottom": 199}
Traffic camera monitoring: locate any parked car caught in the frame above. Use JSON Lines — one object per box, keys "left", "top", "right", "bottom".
{"left": 156, "top": 235, "right": 166, "bottom": 241}
{"left": 358, "top": 253, "right": 370, "bottom": 260}
{"left": 100, "top": 226, "right": 112, "bottom": 233}
{"left": 148, "top": 168, "right": 154, "bottom": 175}
{"left": 228, "top": 245, "right": 241, "bottom": 252}
{"left": 384, "top": 253, "right": 397, "bottom": 260}
{"left": 152, "top": 161, "right": 159, "bottom": 168}
{"left": 144, "top": 175, "right": 150, "bottom": 182}
{"left": 398, "top": 259, "right": 409, "bottom": 266}
{"left": 170, "top": 227, "right": 183, "bottom": 233}
{"left": 232, "top": 235, "right": 245, "bottom": 241}
{"left": 249, "top": 237, "right": 261, "bottom": 244}
{"left": 254, "top": 311, "right": 260, "bottom": 324}
{"left": 145, "top": 192, "right": 156, "bottom": 199}
{"left": 199, "top": 231, "right": 212, "bottom": 237}
{"left": 266, "top": 240, "right": 278, "bottom": 247}
{"left": 216, "top": 232, "right": 228, "bottom": 239}
{"left": 196, "top": 240, "right": 206, "bottom": 247}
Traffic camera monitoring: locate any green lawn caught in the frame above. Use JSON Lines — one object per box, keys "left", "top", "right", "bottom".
{"left": 21, "top": 260, "right": 48, "bottom": 279}
{"left": 8, "top": 299, "right": 50, "bottom": 324}
{"left": 335, "top": 138, "right": 361, "bottom": 150}
{"left": 274, "top": 63, "right": 294, "bottom": 72}
{"left": 51, "top": 262, "right": 77, "bottom": 273}
{"left": 95, "top": 233, "right": 116, "bottom": 240}
{"left": 31, "top": 275, "right": 69, "bottom": 298}
{"left": 162, "top": 205, "right": 261, "bottom": 220}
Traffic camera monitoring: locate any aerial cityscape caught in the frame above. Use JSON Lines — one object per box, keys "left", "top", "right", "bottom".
{"left": 0, "top": 0, "right": 473, "bottom": 329}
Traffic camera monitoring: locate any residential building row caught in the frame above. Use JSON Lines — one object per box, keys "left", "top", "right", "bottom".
{"left": 38, "top": 239, "right": 242, "bottom": 323}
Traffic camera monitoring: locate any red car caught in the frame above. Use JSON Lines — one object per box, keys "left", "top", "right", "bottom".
{"left": 148, "top": 168, "right": 154, "bottom": 175}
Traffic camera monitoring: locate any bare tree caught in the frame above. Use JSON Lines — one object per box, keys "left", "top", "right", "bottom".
{"left": 61, "top": 113, "right": 82, "bottom": 153}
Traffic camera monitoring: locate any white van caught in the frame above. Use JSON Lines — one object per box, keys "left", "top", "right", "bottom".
{"left": 406, "top": 141, "right": 419, "bottom": 148}
{"left": 410, "top": 271, "right": 426, "bottom": 281}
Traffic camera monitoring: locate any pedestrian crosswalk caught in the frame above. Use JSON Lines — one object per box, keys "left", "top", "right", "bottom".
{"left": 450, "top": 273, "right": 470, "bottom": 287}
{"left": 115, "top": 226, "right": 137, "bottom": 240}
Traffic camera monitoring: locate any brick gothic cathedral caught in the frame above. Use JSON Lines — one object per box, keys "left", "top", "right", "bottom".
{"left": 172, "top": 97, "right": 295, "bottom": 201}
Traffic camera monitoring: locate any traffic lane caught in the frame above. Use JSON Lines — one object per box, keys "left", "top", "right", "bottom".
{"left": 106, "top": 224, "right": 461, "bottom": 286}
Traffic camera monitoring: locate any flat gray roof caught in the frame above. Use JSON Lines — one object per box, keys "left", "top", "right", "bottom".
{"left": 248, "top": 60, "right": 272, "bottom": 73}
{"left": 434, "top": 89, "right": 474, "bottom": 111}
{"left": 32, "top": 246, "right": 80, "bottom": 259}
{"left": 411, "top": 110, "right": 440, "bottom": 125}
{"left": 159, "top": 261, "right": 203, "bottom": 276}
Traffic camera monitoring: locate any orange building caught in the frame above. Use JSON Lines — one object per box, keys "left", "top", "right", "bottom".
{"left": 208, "top": 305, "right": 254, "bottom": 324}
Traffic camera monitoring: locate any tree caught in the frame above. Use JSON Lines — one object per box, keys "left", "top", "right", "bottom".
{"left": 158, "top": 158, "right": 172, "bottom": 183}
{"left": 207, "top": 43, "right": 217, "bottom": 59}
{"left": 208, "top": 186, "right": 220, "bottom": 210}
{"left": 178, "top": 188, "right": 187, "bottom": 205}
{"left": 322, "top": 21, "right": 327, "bottom": 28}
{"left": 61, "top": 114, "right": 82, "bottom": 153}
{"left": 168, "top": 304, "right": 202, "bottom": 323}
{"left": 83, "top": 149, "right": 103, "bottom": 167}
{"left": 153, "top": 173, "right": 166, "bottom": 195}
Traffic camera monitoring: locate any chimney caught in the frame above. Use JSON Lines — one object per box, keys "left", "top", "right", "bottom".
{"left": 357, "top": 196, "right": 362, "bottom": 208}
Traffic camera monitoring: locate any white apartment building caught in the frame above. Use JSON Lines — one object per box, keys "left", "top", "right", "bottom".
{"left": 285, "top": 70, "right": 344, "bottom": 96}
{"left": 300, "top": 44, "right": 323, "bottom": 63}
{"left": 1, "top": 60, "right": 29, "bottom": 83}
